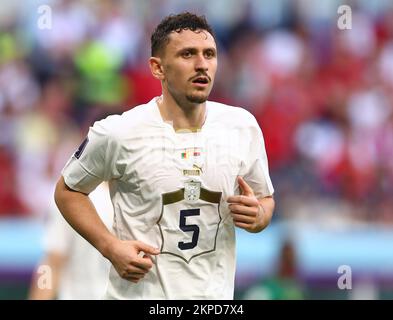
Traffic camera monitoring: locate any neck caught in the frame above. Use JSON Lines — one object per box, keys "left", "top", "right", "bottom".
{"left": 157, "top": 93, "right": 207, "bottom": 132}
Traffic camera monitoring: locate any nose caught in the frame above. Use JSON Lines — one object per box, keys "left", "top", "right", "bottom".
{"left": 195, "top": 54, "right": 208, "bottom": 72}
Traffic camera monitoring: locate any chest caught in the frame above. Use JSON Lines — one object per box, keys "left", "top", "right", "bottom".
{"left": 117, "top": 127, "right": 247, "bottom": 198}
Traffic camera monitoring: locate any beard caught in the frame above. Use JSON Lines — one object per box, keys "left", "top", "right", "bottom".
{"left": 166, "top": 81, "right": 213, "bottom": 108}
{"left": 185, "top": 92, "right": 209, "bottom": 104}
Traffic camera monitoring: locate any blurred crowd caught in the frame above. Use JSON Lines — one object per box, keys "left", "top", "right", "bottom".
{"left": 1, "top": 0, "right": 393, "bottom": 225}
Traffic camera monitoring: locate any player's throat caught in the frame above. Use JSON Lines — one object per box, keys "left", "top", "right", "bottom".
{"left": 157, "top": 96, "right": 207, "bottom": 132}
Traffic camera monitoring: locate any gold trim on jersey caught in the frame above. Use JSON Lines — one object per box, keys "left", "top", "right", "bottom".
{"left": 162, "top": 188, "right": 222, "bottom": 205}
{"left": 200, "top": 188, "right": 221, "bottom": 203}
{"left": 162, "top": 189, "right": 184, "bottom": 205}
{"left": 175, "top": 128, "right": 202, "bottom": 133}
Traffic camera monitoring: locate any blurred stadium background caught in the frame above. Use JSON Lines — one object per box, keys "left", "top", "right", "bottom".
{"left": 1, "top": 0, "right": 393, "bottom": 300}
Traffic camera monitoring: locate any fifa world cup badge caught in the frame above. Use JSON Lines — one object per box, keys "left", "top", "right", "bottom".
{"left": 184, "top": 180, "right": 201, "bottom": 203}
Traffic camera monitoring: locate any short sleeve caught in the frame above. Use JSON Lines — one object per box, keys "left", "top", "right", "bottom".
{"left": 62, "top": 117, "right": 121, "bottom": 194}
{"left": 243, "top": 119, "right": 274, "bottom": 198}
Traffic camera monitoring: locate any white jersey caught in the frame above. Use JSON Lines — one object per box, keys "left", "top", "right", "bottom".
{"left": 44, "top": 183, "right": 113, "bottom": 299}
{"left": 62, "top": 97, "right": 274, "bottom": 299}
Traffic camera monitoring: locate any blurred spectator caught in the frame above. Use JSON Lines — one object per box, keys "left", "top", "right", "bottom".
{"left": 243, "top": 239, "right": 305, "bottom": 300}
{"left": 28, "top": 183, "right": 113, "bottom": 299}
{"left": 0, "top": 146, "right": 28, "bottom": 215}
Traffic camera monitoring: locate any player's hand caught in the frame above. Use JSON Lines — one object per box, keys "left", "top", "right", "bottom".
{"left": 107, "top": 240, "right": 160, "bottom": 283}
{"left": 227, "top": 176, "right": 266, "bottom": 233}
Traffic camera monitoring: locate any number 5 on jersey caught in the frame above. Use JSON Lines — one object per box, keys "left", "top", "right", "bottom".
{"left": 157, "top": 187, "right": 222, "bottom": 263}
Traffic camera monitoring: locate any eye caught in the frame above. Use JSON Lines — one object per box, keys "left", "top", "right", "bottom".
{"left": 204, "top": 50, "right": 216, "bottom": 59}
{"left": 181, "top": 50, "right": 192, "bottom": 58}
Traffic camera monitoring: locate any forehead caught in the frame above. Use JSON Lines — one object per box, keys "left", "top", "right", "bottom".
{"left": 166, "top": 29, "right": 216, "bottom": 52}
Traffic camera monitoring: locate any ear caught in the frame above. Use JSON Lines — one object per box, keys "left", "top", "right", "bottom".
{"left": 149, "top": 57, "right": 165, "bottom": 80}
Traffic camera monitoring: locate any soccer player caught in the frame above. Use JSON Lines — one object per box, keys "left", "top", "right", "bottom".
{"left": 54, "top": 12, "right": 275, "bottom": 299}
{"left": 29, "top": 183, "right": 113, "bottom": 299}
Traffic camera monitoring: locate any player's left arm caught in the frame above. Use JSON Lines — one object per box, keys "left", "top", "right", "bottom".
{"left": 227, "top": 176, "right": 275, "bottom": 233}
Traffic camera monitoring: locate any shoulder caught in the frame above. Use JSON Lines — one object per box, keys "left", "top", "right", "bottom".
{"left": 207, "top": 101, "right": 259, "bottom": 129}
{"left": 90, "top": 102, "right": 154, "bottom": 141}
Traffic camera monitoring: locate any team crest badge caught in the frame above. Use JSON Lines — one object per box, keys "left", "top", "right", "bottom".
{"left": 184, "top": 180, "right": 201, "bottom": 203}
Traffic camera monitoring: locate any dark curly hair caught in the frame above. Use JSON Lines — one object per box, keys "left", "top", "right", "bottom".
{"left": 151, "top": 12, "right": 215, "bottom": 57}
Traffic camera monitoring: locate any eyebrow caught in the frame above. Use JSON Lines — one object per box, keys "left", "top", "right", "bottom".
{"left": 177, "top": 47, "right": 217, "bottom": 54}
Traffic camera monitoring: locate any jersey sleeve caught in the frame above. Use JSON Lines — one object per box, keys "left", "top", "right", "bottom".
{"left": 62, "top": 117, "right": 121, "bottom": 194}
{"left": 243, "top": 118, "right": 274, "bottom": 198}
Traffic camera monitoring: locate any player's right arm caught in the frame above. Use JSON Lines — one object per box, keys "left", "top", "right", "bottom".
{"left": 55, "top": 118, "right": 159, "bottom": 282}
{"left": 54, "top": 177, "right": 159, "bottom": 282}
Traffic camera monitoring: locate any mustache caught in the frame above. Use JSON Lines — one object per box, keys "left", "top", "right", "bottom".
{"left": 189, "top": 73, "right": 211, "bottom": 82}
